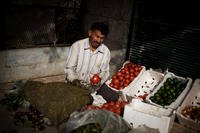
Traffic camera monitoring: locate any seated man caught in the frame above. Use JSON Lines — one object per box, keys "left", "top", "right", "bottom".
{"left": 65, "top": 21, "right": 110, "bottom": 85}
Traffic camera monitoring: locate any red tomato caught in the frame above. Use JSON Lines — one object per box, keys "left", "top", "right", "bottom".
{"left": 125, "top": 74, "right": 130, "bottom": 79}
{"left": 113, "top": 79, "right": 120, "bottom": 85}
{"left": 125, "top": 71, "right": 130, "bottom": 75}
{"left": 138, "top": 93, "right": 148, "bottom": 100}
{"left": 130, "top": 76, "right": 135, "bottom": 81}
{"left": 109, "top": 82, "right": 114, "bottom": 87}
{"left": 119, "top": 81, "right": 124, "bottom": 86}
{"left": 130, "top": 68, "right": 135, "bottom": 73}
{"left": 118, "top": 86, "right": 124, "bottom": 90}
{"left": 124, "top": 63, "right": 130, "bottom": 68}
{"left": 131, "top": 64, "right": 135, "bottom": 68}
{"left": 109, "top": 101, "right": 115, "bottom": 106}
{"left": 119, "top": 76, "right": 124, "bottom": 81}
{"left": 102, "top": 103, "right": 109, "bottom": 108}
{"left": 115, "top": 108, "right": 121, "bottom": 115}
{"left": 112, "top": 75, "right": 117, "bottom": 79}
{"left": 101, "top": 106, "right": 108, "bottom": 110}
{"left": 134, "top": 71, "right": 139, "bottom": 76}
{"left": 108, "top": 108, "right": 115, "bottom": 113}
{"left": 116, "top": 72, "right": 122, "bottom": 77}
{"left": 142, "top": 93, "right": 148, "bottom": 100}
{"left": 124, "top": 83, "right": 129, "bottom": 87}
{"left": 125, "top": 79, "right": 130, "bottom": 84}
{"left": 90, "top": 74, "right": 101, "bottom": 85}
{"left": 114, "top": 84, "right": 119, "bottom": 89}
{"left": 121, "top": 101, "right": 128, "bottom": 107}
{"left": 115, "top": 102, "right": 121, "bottom": 108}
{"left": 121, "top": 68, "right": 126, "bottom": 74}
{"left": 86, "top": 105, "right": 94, "bottom": 110}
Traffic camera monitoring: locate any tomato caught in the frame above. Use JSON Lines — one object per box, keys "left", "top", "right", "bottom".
{"left": 142, "top": 93, "right": 148, "bottom": 100}
{"left": 134, "top": 71, "right": 139, "bottom": 76}
{"left": 119, "top": 76, "right": 124, "bottom": 81}
{"left": 108, "top": 108, "right": 115, "bottom": 113}
{"left": 115, "top": 102, "right": 121, "bottom": 108}
{"left": 125, "top": 74, "right": 130, "bottom": 79}
{"left": 109, "top": 82, "right": 114, "bottom": 87}
{"left": 130, "top": 76, "right": 135, "bottom": 81}
{"left": 90, "top": 74, "right": 101, "bottom": 85}
{"left": 138, "top": 93, "right": 148, "bottom": 100}
{"left": 101, "top": 106, "right": 108, "bottom": 110}
{"left": 112, "top": 75, "right": 117, "bottom": 79}
{"left": 118, "top": 86, "right": 124, "bottom": 90}
{"left": 109, "top": 101, "right": 115, "bottom": 106}
{"left": 121, "top": 101, "right": 128, "bottom": 107}
{"left": 125, "top": 79, "right": 130, "bottom": 84}
{"left": 115, "top": 108, "right": 121, "bottom": 115}
{"left": 125, "top": 71, "right": 130, "bottom": 75}
{"left": 124, "top": 83, "right": 129, "bottom": 87}
{"left": 120, "top": 68, "right": 126, "bottom": 74}
{"left": 102, "top": 103, "right": 109, "bottom": 108}
{"left": 113, "top": 79, "right": 120, "bottom": 85}
{"left": 116, "top": 72, "right": 122, "bottom": 77}
{"left": 119, "top": 81, "right": 124, "bottom": 86}
{"left": 130, "top": 68, "right": 135, "bottom": 73}
{"left": 86, "top": 105, "right": 94, "bottom": 110}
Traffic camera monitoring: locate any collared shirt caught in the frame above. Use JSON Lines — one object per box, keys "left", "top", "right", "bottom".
{"left": 65, "top": 38, "right": 110, "bottom": 84}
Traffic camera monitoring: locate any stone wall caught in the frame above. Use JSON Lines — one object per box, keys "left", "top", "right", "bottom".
{"left": 82, "top": 0, "right": 133, "bottom": 73}
{"left": 0, "top": 0, "right": 133, "bottom": 82}
{"left": 0, "top": 47, "right": 127, "bottom": 82}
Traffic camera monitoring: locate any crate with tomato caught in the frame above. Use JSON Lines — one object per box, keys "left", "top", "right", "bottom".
{"left": 85, "top": 100, "right": 128, "bottom": 116}
{"left": 106, "top": 61, "right": 145, "bottom": 91}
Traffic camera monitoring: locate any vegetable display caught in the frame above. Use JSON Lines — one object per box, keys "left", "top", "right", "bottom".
{"left": 0, "top": 91, "right": 25, "bottom": 110}
{"left": 181, "top": 105, "right": 200, "bottom": 123}
{"left": 86, "top": 101, "right": 128, "bottom": 116}
{"left": 14, "top": 105, "right": 45, "bottom": 131}
{"left": 149, "top": 77, "right": 187, "bottom": 106}
{"left": 109, "top": 62, "right": 142, "bottom": 90}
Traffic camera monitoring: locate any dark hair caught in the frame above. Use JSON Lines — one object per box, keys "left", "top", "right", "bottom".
{"left": 90, "top": 21, "right": 109, "bottom": 36}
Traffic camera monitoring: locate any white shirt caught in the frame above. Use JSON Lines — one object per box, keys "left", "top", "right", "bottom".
{"left": 65, "top": 38, "right": 110, "bottom": 84}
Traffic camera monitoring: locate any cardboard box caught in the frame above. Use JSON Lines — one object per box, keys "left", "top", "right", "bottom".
{"left": 176, "top": 79, "right": 200, "bottom": 131}
{"left": 123, "top": 101, "right": 175, "bottom": 133}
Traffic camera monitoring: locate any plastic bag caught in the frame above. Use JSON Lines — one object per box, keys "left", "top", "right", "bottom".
{"left": 66, "top": 110, "right": 132, "bottom": 133}
{"left": 127, "top": 125, "right": 159, "bottom": 133}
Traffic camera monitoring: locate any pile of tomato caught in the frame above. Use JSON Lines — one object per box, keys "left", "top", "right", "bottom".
{"left": 109, "top": 62, "right": 142, "bottom": 90}
{"left": 85, "top": 101, "right": 128, "bottom": 116}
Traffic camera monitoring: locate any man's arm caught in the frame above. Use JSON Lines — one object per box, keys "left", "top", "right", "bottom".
{"left": 65, "top": 43, "right": 79, "bottom": 82}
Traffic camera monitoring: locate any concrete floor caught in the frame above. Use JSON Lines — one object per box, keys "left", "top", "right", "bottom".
{"left": 0, "top": 75, "right": 199, "bottom": 133}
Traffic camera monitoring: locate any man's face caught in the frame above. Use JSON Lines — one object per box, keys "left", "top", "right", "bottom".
{"left": 89, "top": 30, "right": 105, "bottom": 49}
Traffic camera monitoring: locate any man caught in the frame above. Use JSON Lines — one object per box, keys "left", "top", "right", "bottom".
{"left": 65, "top": 21, "right": 110, "bottom": 85}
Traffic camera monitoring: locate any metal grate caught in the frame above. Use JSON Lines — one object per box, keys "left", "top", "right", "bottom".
{"left": 127, "top": 0, "right": 200, "bottom": 80}
{"left": 1, "top": 0, "right": 83, "bottom": 50}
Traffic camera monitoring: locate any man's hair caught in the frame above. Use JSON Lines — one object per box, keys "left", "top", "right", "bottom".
{"left": 90, "top": 21, "right": 109, "bottom": 36}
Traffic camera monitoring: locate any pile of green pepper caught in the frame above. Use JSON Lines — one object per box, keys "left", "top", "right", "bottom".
{"left": 150, "top": 77, "right": 187, "bottom": 106}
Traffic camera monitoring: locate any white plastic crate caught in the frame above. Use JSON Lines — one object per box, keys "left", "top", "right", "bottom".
{"left": 176, "top": 79, "right": 200, "bottom": 131}
{"left": 146, "top": 72, "right": 192, "bottom": 109}
{"left": 128, "top": 99, "right": 173, "bottom": 117}
{"left": 122, "top": 69, "right": 164, "bottom": 98}
{"left": 123, "top": 102, "right": 175, "bottom": 133}
{"left": 105, "top": 66, "right": 146, "bottom": 92}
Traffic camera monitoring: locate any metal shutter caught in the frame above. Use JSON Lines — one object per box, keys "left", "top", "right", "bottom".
{"left": 127, "top": 0, "right": 200, "bottom": 79}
